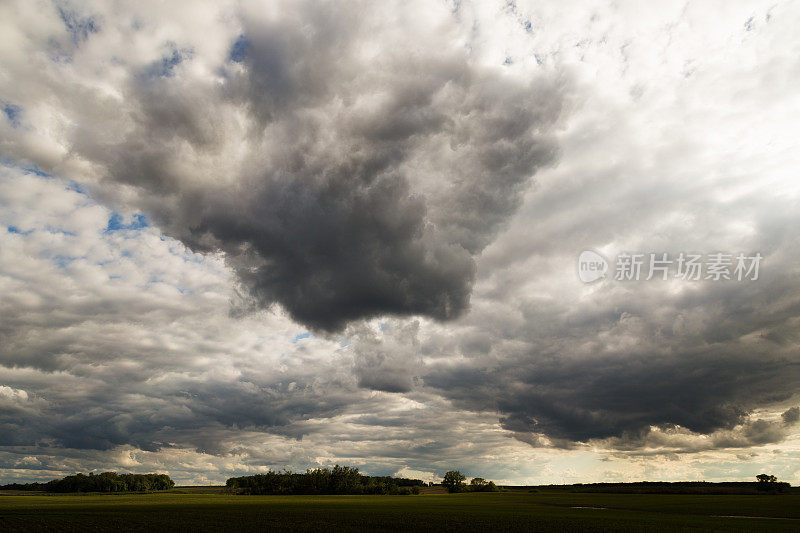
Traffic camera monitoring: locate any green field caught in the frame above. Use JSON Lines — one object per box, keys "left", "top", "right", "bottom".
{"left": 1, "top": 489, "right": 799, "bottom": 532}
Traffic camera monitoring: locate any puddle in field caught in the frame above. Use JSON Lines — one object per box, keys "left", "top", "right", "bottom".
{"left": 712, "top": 516, "right": 800, "bottom": 521}
{"left": 570, "top": 506, "right": 608, "bottom": 510}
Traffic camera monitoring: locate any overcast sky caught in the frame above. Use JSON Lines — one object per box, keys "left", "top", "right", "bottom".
{"left": 1, "top": 0, "right": 800, "bottom": 486}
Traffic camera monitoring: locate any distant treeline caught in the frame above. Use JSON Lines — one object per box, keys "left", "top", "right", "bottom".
{"left": 1, "top": 472, "right": 175, "bottom": 493}
{"left": 226, "top": 465, "right": 424, "bottom": 495}
{"left": 526, "top": 481, "right": 793, "bottom": 495}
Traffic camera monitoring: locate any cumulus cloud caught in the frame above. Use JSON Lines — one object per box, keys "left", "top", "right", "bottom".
{"left": 2, "top": 0, "right": 800, "bottom": 487}
{"left": 1, "top": 0, "right": 564, "bottom": 331}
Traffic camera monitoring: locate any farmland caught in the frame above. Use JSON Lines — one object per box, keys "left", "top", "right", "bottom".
{"left": 1, "top": 487, "right": 799, "bottom": 532}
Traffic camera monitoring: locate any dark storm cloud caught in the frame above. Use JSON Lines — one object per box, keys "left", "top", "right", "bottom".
{"left": 65, "top": 1, "right": 564, "bottom": 331}
{"left": 0, "top": 326, "right": 362, "bottom": 452}
{"left": 13, "top": 382, "right": 358, "bottom": 452}
{"left": 782, "top": 406, "right": 800, "bottom": 424}
{"left": 426, "top": 349, "right": 800, "bottom": 447}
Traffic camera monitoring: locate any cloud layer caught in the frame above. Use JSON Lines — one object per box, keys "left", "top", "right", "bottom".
{"left": 1, "top": 0, "right": 800, "bottom": 486}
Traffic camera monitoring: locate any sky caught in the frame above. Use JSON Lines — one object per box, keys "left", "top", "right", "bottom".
{"left": 1, "top": 0, "right": 799, "bottom": 486}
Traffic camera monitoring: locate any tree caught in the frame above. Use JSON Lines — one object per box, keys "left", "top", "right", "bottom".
{"left": 469, "top": 477, "right": 499, "bottom": 492}
{"left": 756, "top": 474, "right": 777, "bottom": 484}
{"left": 442, "top": 471, "right": 466, "bottom": 493}
{"left": 756, "top": 473, "right": 779, "bottom": 493}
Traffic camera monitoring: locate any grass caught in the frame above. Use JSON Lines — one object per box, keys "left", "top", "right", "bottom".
{"left": 1, "top": 488, "right": 799, "bottom": 532}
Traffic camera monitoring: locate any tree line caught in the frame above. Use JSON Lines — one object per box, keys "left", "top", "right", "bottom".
{"left": 2, "top": 467, "right": 504, "bottom": 495}
{"left": 0, "top": 472, "right": 175, "bottom": 493}
{"left": 520, "top": 475, "right": 791, "bottom": 495}
{"left": 226, "top": 465, "right": 425, "bottom": 495}
{"left": 442, "top": 471, "right": 500, "bottom": 493}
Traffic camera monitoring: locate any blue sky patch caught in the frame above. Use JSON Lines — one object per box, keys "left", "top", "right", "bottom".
{"left": 229, "top": 35, "right": 249, "bottom": 63}
{"left": 7, "top": 225, "right": 32, "bottom": 235}
{"left": 65, "top": 180, "right": 88, "bottom": 195}
{"left": 106, "top": 213, "right": 149, "bottom": 232}
{"left": 25, "top": 165, "right": 51, "bottom": 178}
{"left": 292, "top": 332, "right": 312, "bottom": 343}
{"left": 1, "top": 161, "right": 55, "bottom": 178}
{"left": 3, "top": 103, "right": 21, "bottom": 127}
{"left": 146, "top": 45, "right": 193, "bottom": 78}
{"left": 158, "top": 48, "right": 183, "bottom": 76}
{"left": 58, "top": 7, "right": 99, "bottom": 44}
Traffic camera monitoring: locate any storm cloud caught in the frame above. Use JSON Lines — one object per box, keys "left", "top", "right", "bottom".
{"left": 4, "top": 0, "right": 564, "bottom": 331}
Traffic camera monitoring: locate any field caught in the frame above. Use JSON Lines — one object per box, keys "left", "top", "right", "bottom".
{"left": 1, "top": 488, "right": 799, "bottom": 532}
